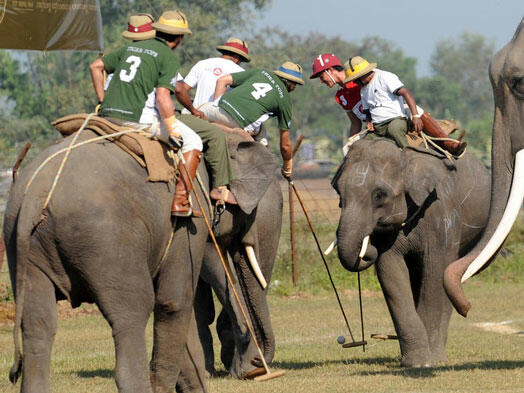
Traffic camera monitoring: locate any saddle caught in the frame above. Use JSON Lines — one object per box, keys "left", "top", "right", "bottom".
{"left": 51, "top": 113, "right": 176, "bottom": 183}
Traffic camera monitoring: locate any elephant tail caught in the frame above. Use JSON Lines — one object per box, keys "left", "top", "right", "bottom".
{"left": 9, "top": 191, "right": 47, "bottom": 384}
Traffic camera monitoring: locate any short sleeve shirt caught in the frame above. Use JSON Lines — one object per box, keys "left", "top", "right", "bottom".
{"left": 335, "top": 81, "right": 365, "bottom": 121}
{"left": 360, "top": 68, "right": 407, "bottom": 124}
{"left": 183, "top": 57, "right": 244, "bottom": 109}
{"left": 100, "top": 38, "right": 179, "bottom": 123}
{"left": 218, "top": 69, "right": 293, "bottom": 130}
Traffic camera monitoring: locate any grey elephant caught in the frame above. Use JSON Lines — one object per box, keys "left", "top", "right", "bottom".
{"left": 198, "top": 176, "right": 281, "bottom": 378}
{"left": 174, "top": 177, "right": 282, "bottom": 392}
{"left": 3, "top": 122, "right": 277, "bottom": 393}
{"left": 333, "top": 138, "right": 490, "bottom": 367}
{"left": 444, "top": 17, "right": 524, "bottom": 316}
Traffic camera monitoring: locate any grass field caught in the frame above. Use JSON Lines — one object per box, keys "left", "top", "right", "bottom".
{"left": 0, "top": 183, "right": 523, "bottom": 392}
{"left": 0, "top": 273, "right": 522, "bottom": 393}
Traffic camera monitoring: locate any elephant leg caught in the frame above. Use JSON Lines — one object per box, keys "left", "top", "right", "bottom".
{"left": 376, "top": 251, "right": 431, "bottom": 367}
{"left": 216, "top": 309, "right": 235, "bottom": 370}
{"left": 94, "top": 269, "right": 155, "bottom": 393}
{"left": 20, "top": 263, "right": 57, "bottom": 393}
{"left": 175, "top": 324, "right": 208, "bottom": 393}
{"left": 150, "top": 224, "right": 205, "bottom": 393}
{"left": 416, "top": 253, "right": 455, "bottom": 365}
{"left": 193, "top": 279, "right": 216, "bottom": 376}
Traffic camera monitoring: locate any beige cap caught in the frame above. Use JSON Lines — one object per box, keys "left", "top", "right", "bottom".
{"left": 216, "top": 37, "right": 251, "bottom": 62}
{"left": 343, "top": 56, "right": 377, "bottom": 83}
{"left": 152, "top": 10, "right": 192, "bottom": 35}
{"left": 122, "top": 14, "right": 156, "bottom": 41}
{"left": 273, "top": 61, "right": 305, "bottom": 85}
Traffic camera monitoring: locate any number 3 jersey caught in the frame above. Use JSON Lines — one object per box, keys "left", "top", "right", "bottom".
{"left": 218, "top": 69, "right": 293, "bottom": 131}
{"left": 100, "top": 38, "right": 179, "bottom": 123}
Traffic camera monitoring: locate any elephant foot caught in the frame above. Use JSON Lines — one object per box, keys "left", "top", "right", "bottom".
{"left": 400, "top": 348, "right": 432, "bottom": 368}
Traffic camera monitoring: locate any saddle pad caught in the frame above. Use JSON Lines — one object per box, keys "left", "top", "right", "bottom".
{"left": 51, "top": 113, "right": 175, "bottom": 183}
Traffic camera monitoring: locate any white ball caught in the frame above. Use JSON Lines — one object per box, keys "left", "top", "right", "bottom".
{"left": 337, "top": 335, "right": 345, "bottom": 344}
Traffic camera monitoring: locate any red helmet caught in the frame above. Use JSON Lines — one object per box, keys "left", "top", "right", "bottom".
{"left": 310, "top": 53, "right": 342, "bottom": 79}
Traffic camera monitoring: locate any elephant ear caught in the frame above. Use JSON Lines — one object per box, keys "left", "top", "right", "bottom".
{"left": 404, "top": 152, "right": 450, "bottom": 207}
{"left": 228, "top": 136, "right": 278, "bottom": 215}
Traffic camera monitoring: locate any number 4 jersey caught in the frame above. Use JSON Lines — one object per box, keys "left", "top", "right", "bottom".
{"left": 100, "top": 37, "right": 179, "bottom": 123}
{"left": 218, "top": 69, "right": 293, "bottom": 131}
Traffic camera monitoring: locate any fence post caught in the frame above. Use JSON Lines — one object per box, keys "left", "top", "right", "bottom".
{"left": 289, "top": 135, "right": 304, "bottom": 287}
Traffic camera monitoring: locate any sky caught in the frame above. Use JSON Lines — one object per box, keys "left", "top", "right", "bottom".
{"left": 255, "top": 0, "right": 523, "bottom": 76}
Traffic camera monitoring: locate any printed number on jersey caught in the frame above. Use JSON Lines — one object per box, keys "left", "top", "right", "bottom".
{"left": 251, "top": 83, "right": 272, "bottom": 100}
{"left": 119, "top": 55, "right": 142, "bottom": 83}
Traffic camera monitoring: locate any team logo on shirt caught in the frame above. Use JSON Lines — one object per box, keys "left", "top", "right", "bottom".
{"left": 213, "top": 67, "right": 223, "bottom": 76}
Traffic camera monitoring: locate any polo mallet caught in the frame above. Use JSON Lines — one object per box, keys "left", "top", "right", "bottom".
{"left": 176, "top": 151, "right": 285, "bottom": 381}
{"left": 287, "top": 179, "right": 366, "bottom": 350}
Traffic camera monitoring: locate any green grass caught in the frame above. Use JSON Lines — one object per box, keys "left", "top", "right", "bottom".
{"left": 0, "top": 277, "right": 522, "bottom": 393}
{"left": 0, "top": 211, "right": 523, "bottom": 392}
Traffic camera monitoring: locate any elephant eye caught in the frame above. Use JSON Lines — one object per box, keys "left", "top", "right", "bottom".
{"left": 372, "top": 189, "right": 388, "bottom": 206}
{"left": 510, "top": 76, "right": 524, "bottom": 98}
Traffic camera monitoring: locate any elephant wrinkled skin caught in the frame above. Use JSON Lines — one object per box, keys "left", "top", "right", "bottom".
{"left": 2, "top": 128, "right": 277, "bottom": 393}
{"left": 334, "top": 138, "right": 490, "bottom": 367}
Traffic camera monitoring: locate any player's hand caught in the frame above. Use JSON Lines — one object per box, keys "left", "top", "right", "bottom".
{"left": 168, "top": 134, "right": 184, "bottom": 152}
{"left": 366, "top": 121, "right": 375, "bottom": 131}
{"left": 191, "top": 109, "right": 207, "bottom": 120}
{"left": 412, "top": 117, "right": 423, "bottom": 133}
{"left": 281, "top": 159, "right": 293, "bottom": 180}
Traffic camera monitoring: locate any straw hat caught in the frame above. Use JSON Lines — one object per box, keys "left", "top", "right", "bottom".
{"left": 343, "top": 56, "right": 377, "bottom": 83}
{"left": 216, "top": 37, "right": 251, "bottom": 62}
{"left": 273, "top": 62, "right": 305, "bottom": 85}
{"left": 152, "top": 10, "right": 192, "bottom": 35}
{"left": 122, "top": 13, "right": 155, "bottom": 40}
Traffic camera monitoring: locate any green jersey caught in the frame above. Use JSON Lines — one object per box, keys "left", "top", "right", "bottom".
{"left": 218, "top": 69, "right": 293, "bottom": 130}
{"left": 100, "top": 38, "right": 179, "bottom": 123}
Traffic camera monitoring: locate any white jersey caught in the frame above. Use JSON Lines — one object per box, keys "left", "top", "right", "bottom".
{"left": 182, "top": 57, "right": 244, "bottom": 109}
{"left": 360, "top": 68, "right": 407, "bottom": 124}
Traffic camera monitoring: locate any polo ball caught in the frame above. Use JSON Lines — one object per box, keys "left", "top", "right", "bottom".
{"left": 337, "top": 335, "right": 345, "bottom": 344}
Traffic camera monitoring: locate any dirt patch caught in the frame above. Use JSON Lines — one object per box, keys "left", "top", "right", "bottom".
{"left": 0, "top": 300, "right": 101, "bottom": 327}
{"left": 473, "top": 320, "right": 524, "bottom": 336}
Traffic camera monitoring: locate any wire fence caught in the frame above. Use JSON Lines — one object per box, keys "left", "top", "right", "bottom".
{"left": 280, "top": 177, "right": 340, "bottom": 226}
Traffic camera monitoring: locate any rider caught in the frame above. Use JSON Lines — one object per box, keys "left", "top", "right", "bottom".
{"left": 199, "top": 61, "right": 305, "bottom": 180}
{"left": 90, "top": 11, "right": 208, "bottom": 217}
{"left": 175, "top": 37, "right": 250, "bottom": 119}
{"left": 310, "top": 53, "right": 365, "bottom": 138}
{"left": 343, "top": 56, "right": 467, "bottom": 156}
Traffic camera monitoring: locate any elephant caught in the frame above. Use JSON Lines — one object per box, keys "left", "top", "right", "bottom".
{"left": 444, "top": 17, "right": 524, "bottom": 317}
{"left": 2, "top": 120, "right": 278, "bottom": 393}
{"left": 198, "top": 175, "right": 281, "bottom": 378}
{"left": 174, "top": 177, "right": 282, "bottom": 391}
{"left": 333, "top": 138, "right": 490, "bottom": 367}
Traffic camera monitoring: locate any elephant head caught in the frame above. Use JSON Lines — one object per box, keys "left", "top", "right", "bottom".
{"left": 444, "top": 18, "right": 524, "bottom": 317}
{"left": 334, "top": 138, "right": 444, "bottom": 272}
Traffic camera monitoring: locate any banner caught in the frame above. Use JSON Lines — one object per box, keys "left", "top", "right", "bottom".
{"left": 0, "top": 0, "right": 103, "bottom": 52}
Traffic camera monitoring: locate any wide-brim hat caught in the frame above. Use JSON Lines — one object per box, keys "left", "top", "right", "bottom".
{"left": 216, "top": 37, "right": 251, "bottom": 62}
{"left": 343, "top": 56, "right": 377, "bottom": 83}
{"left": 273, "top": 61, "right": 305, "bottom": 85}
{"left": 152, "top": 10, "right": 192, "bottom": 35}
{"left": 122, "top": 13, "right": 156, "bottom": 40}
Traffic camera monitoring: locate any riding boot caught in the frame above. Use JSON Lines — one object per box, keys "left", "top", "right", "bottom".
{"left": 420, "top": 112, "right": 467, "bottom": 156}
{"left": 171, "top": 150, "right": 203, "bottom": 217}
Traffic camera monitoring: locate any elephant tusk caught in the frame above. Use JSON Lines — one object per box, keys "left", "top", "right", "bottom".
{"left": 245, "top": 245, "right": 267, "bottom": 289}
{"left": 324, "top": 239, "right": 337, "bottom": 255}
{"left": 359, "top": 235, "right": 370, "bottom": 259}
{"left": 462, "top": 149, "right": 524, "bottom": 282}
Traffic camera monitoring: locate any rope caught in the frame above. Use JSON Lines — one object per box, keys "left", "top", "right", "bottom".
{"left": 419, "top": 131, "right": 466, "bottom": 160}
{"left": 24, "top": 127, "right": 148, "bottom": 195}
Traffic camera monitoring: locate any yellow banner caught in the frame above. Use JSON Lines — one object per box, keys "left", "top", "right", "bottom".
{"left": 0, "top": 0, "right": 103, "bottom": 52}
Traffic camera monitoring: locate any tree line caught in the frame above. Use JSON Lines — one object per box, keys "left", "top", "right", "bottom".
{"left": 0, "top": 0, "right": 496, "bottom": 167}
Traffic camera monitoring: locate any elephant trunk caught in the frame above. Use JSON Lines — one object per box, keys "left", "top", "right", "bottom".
{"left": 444, "top": 32, "right": 524, "bottom": 317}
{"left": 336, "top": 208, "right": 378, "bottom": 272}
{"left": 235, "top": 247, "right": 275, "bottom": 366}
